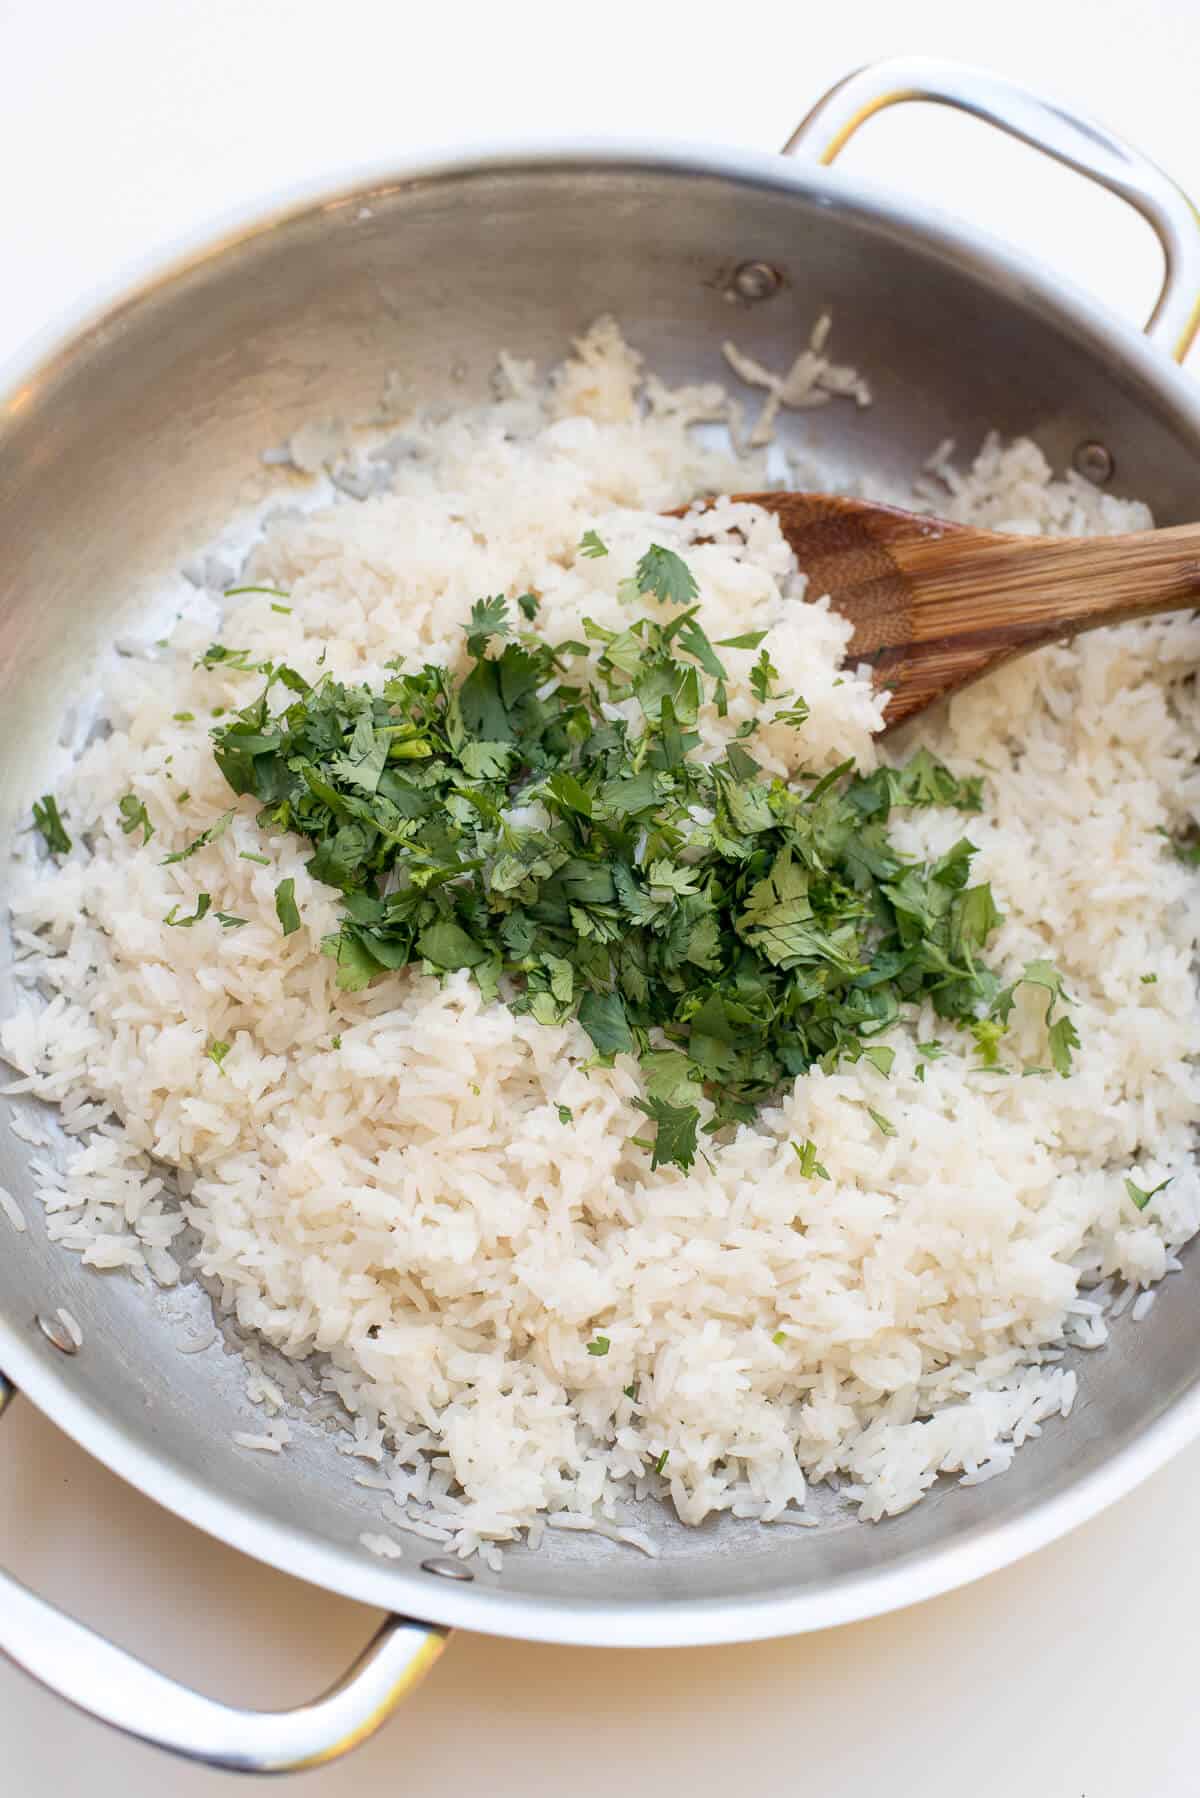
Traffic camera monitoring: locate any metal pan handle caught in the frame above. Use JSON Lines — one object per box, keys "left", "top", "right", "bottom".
{"left": 0, "top": 1374, "right": 446, "bottom": 1775}
{"left": 784, "top": 55, "right": 1200, "bottom": 364}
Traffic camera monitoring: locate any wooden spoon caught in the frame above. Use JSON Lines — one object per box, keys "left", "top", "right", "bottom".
{"left": 694, "top": 493, "right": 1200, "bottom": 728}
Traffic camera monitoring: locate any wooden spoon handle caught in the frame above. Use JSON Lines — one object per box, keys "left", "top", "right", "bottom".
{"left": 878, "top": 520, "right": 1200, "bottom": 722}
{"left": 892, "top": 519, "right": 1200, "bottom": 644}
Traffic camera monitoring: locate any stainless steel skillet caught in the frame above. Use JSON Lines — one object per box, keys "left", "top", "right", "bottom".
{"left": 1, "top": 55, "right": 1199, "bottom": 1775}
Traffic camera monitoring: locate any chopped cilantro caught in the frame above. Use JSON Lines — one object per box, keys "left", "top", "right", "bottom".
{"left": 623, "top": 1382, "right": 639, "bottom": 1401}
{"left": 197, "top": 644, "right": 268, "bottom": 672}
{"left": 239, "top": 851, "right": 270, "bottom": 865}
{"left": 1048, "top": 1015, "right": 1080, "bottom": 1078}
{"left": 634, "top": 544, "right": 698, "bottom": 606}
{"left": 205, "top": 547, "right": 1076, "bottom": 1172}
{"left": 749, "top": 648, "right": 780, "bottom": 704}
{"left": 774, "top": 698, "right": 810, "bottom": 728}
{"left": 205, "top": 1039, "right": 231, "bottom": 1072}
{"left": 173, "top": 711, "right": 195, "bottom": 723}
{"left": 162, "top": 810, "right": 232, "bottom": 864}
{"left": 989, "top": 957, "right": 1078, "bottom": 1076}
{"left": 215, "top": 912, "right": 247, "bottom": 929}
{"left": 1141, "top": 973, "right": 1158, "bottom": 985}
{"left": 331, "top": 1034, "right": 342, "bottom": 1050}
{"left": 224, "top": 585, "right": 290, "bottom": 600}
{"left": 464, "top": 595, "right": 510, "bottom": 657}
{"left": 633, "top": 1096, "right": 698, "bottom": 1172}
{"left": 715, "top": 630, "right": 769, "bottom": 651}
{"left": 32, "top": 795, "right": 71, "bottom": 856}
{"left": 654, "top": 1449, "right": 669, "bottom": 1475}
{"left": 578, "top": 530, "right": 609, "bottom": 558}
{"left": 118, "top": 794, "right": 154, "bottom": 844}
{"left": 517, "top": 592, "right": 539, "bottom": 622}
{"left": 867, "top": 1107, "right": 897, "bottom": 1138}
{"left": 274, "top": 877, "right": 301, "bottom": 936}
{"left": 578, "top": 990, "right": 633, "bottom": 1057}
{"left": 1125, "top": 1175, "right": 1170, "bottom": 1212}
{"left": 772, "top": 1330, "right": 787, "bottom": 1345}
{"left": 969, "top": 1017, "right": 1005, "bottom": 1066}
{"left": 1167, "top": 831, "right": 1200, "bottom": 866}
{"left": 557, "top": 1104, "right": 574, "bottom": 1125}
{"left": 792, "top": 1138, "right": 830, "bottom": 1180}
{"left": 165, "top": 892, "right": 211, "bottom": 927}
{"left": 586, "top": 1335, "right": 610, "bottom": 1356}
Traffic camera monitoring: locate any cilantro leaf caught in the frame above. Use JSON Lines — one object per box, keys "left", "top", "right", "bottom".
{"left": 792, "top": 1138, "right": 830, "bottom": 1180}
{"left": 676, "top": 614, "right": 727, "bottom": 680}
{"left": 1048, "top": 1014, "right": 1080, "bottom": 1077}
{"left": 586, "top": 1335, "right": 610, "bottom": 1355}
{"left": 165, "top": 892, "right": 211, "bottom": 927}
{"left": 578, "top": 990, "right": 634, "bottom": 1057}
{"left": 118, "top": 794, "right": 155, "bottom": 844}
{"left": 162, "top": 809, "right": 233, "bottom": 864}
{"left": 634, "top": 544, "right": 698, "bottom": 606}
{"left": 417, "top": 919, "right": 488, "bottom": 969}
{"left": 578, "top": 530, "right": 609, "bottom": 559}
{"left": 274, "top": 877, "right": 301, "bottom": 936}
{"left": 749, "top": 649, "right": 780, "bottom": 704}
{"left": 715, "top": 630, "right": 769, "bottom": 650}
{"left": 1125, "top": 1175, "right": 1170, "bottom": 1212}
{"left": 641, "top": 1050, "right": 701, "bottom": 1108}
{"left": 32, "top": 795, "right": 71, "bottom": 856}
{"left": 464, "top": 595, "right": 510, "bottom": 656}
{"left": 634, "top": 1096, "right": 699, "bottom": 1171}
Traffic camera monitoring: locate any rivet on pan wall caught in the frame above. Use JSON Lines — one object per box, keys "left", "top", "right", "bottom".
{"left": 1073, "top": 440, "right": 1115, "bottom": 485}
{"left": 35, "top": 1313, "right": 79, "bottom": 1356}
{"left": 420, "top": 1556, "right": 475, "bottom": 1582}
{"left": 729, "top": 261, "right": 782, "bottom": 302}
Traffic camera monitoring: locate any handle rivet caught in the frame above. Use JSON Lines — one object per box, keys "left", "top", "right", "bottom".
{"left": 35, "top": 1313, "right": 79, "bottom": 1355}
{"left": 420, "top": 1556, "right": 474, "bottom": 1582}
{"left": 730, "top": 261, "right": 782, "bottom": 302}
{"left": 1073, "top": 440, "right": 1114, "bottom": 485}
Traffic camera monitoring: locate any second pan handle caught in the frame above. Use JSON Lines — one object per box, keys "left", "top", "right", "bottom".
{"left": 0, "top": 1374, "right": 447, "bottom": 1776}
{"left": 784, "top": 55, "right": 1200, "bottom": 364}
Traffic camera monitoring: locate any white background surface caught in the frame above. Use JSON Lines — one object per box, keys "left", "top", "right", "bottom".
{"left": 2, "top": 0, "right": 1200, "bottom": 1791}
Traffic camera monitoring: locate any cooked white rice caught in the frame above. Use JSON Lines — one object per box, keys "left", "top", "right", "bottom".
{"left": 359, "top": 1531, "right": 405, "bottom": 1561}
{"left": 4, "top": 319, "right": 1200, "bottom": 1550}
{"left": 54, "top": 1305, "right": 83, "bottom": 1348}
{"left": 0, "top": 1184, "right": 25, "bottom": 1232}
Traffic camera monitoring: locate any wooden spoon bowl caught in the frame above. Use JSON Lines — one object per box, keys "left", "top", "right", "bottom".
{"left": 684, "top": 493, "right": 1200, "bottom": 727}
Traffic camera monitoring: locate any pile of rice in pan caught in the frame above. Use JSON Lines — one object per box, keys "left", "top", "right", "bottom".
{"left": 4, "top": 318, "right": 1200, "bottom": 1563}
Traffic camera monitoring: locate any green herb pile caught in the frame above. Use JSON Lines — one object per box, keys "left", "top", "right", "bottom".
{"left": 186, "top": 543, "right": 1074, "bottom": 1170}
